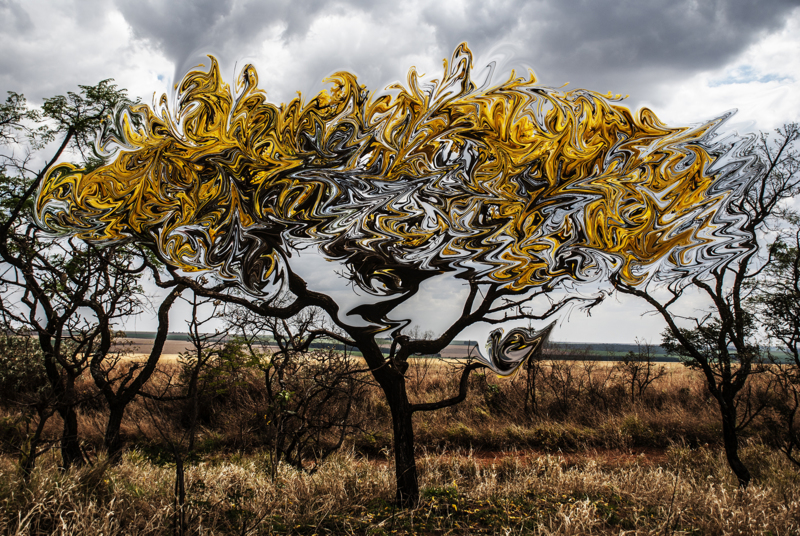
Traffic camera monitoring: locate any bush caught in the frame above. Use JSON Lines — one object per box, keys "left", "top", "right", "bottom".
{"left": 0, "top": 336, "right": 48, "bottom": 402}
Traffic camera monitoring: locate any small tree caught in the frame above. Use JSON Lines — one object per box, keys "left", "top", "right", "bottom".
{"left": 136, "top": 293, "right": 228, "bottom": 536}
{"left": 0, "top": 335, "right": 54, "bottom": 474}
{"left": 752, "top": 210, "right": 800, "bottom": 468}
{"left": 226, "top": 304, "right": 368, "bottom": 477}
{"left": 615, "top": 339, "right": 666, "bottom": 404}
{"left": 614, "top": 123, "right": 800, "bottom": 487}
{"left": 88, "top": 274, "right": 186, "bottom": 460}
{"left": 0, "top": 234, "right": 146, "bottom": 467}
{"left": 0, "top": 83, "right": 186, "bottom": 467}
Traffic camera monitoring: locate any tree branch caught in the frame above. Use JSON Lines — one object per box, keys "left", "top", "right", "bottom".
{"left": 410, "top": 362, "right": 483, "bottom": 413}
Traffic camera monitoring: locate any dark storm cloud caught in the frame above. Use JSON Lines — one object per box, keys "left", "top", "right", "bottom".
{"left": 0, "top": 0, "right": 33, "bottom": 33}
{"left": 421, "top": 0, "right": 800, "bottom": 104}
{"left": 111, "top": 0, "right": 799, "bottom": 108}
{"left": 430, "top": 0, "right": 798, "bottom": 72}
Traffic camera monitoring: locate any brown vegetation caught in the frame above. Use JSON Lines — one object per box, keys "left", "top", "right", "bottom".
{"left": 1, "top": 356, "right": 798, "bottom": 534}
{"left": 1, "top": 440, "right": 798, "bottom": 535}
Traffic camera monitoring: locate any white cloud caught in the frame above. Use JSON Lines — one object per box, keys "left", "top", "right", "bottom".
{"left": 643, "top": 8, "right": 800, "bottom": 133}
{"left": 4, "top": 0, "right": 799, "bottom": 343}
{"left": 0, "top": 1, "right": 172, "bottom": 104}
{"left": 246, "top": 5, "right": 442, "bottom": 104}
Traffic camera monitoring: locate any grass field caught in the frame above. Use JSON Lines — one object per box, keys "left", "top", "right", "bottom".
{"left": 1, "top": 357, "right": 798, "bottom": 534}
{"left": 2, "top": 443, "right": 798, "bottom": 535}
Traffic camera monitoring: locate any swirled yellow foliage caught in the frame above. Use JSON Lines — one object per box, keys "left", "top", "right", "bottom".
{"left": 36, "top": 44, "right": 749, "bottom": 294}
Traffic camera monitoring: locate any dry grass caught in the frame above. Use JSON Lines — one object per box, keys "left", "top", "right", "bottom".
{"left": 395, "top": 361, "right": 728, "bottom": 454}
{"left": 1, "top": 441, "right": 798, "bottom": 535}
{"left": 0, "top": 360, "right": 775, "bottom": 462}
{"left": 1, "top": 358, "right": 796, "bottom": 534}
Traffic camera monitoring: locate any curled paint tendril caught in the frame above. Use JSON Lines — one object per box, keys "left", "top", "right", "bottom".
{"left": 35, "top": 44, "right": 758, "bottom": 374}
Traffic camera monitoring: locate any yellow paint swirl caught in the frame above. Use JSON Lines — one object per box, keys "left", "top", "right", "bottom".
{"left": 36, "top": 44, "right": 752, "bottom": 295}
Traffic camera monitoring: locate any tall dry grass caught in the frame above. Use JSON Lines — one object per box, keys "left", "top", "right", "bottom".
{"left": 1, "top": 357, "right": 796, "bottom": 534}
{"left": 0, "top": 359, "right": 782, "bottom": 463}
{"left": 388, "top": 360, "right": 741, "bottom": 454}
{"left": 1, "top": 441, "right": 798, "bottom": 535}
{"left": 97, "top": 359, "right": 731, "bottom": 459}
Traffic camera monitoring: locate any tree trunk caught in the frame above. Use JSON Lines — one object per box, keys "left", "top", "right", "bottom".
{"left": 356, "top": 335, "right": 422, "bottom": 506}
{"left": 174, "top": 455, "right": 186, "bottom": 536}
{"left": 720, "top": 398, "right": 751, "bottom": 488}
{"left": 524, "top": 361, "right": 539, "bottom": 416}
{"left": 59, "top": 405, "right": 85, "bottom": 469}
{"left": 104, "top": 404, "right": 126, "bottom": 462}
{"left": 382, "top": 376, "right": 419, "bottom": 506}
{"left": 20, "top": 408, "right": 50, "bottom": 477}
{"left": 389, "top": 397, "right": 418, "bottom": 506}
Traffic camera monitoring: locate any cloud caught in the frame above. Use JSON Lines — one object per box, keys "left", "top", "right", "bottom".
{"left": 709, "top": 65, "right": 793, "bottom": 87}
{"left": 646, "top": 9, "right": 800, "bottom": 132}
{"left": 0, "top": 0, "right": 33, "bottom": 33}
{"left": 440, "top": 0, "right": 798, "bottom": 107}
{"left": 0, "top": 0, "right": 172, "bottom": 105}
{"left": 2, "top": 0, "right": 799, "bottom": 342}
{"left": 110, "top": 0, "right": 799, "bottom": 108}
{"left": 4, "top": 0, "right": 798, "bottom": 114}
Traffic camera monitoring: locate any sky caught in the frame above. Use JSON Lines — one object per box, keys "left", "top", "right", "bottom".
{"left": 2, "top": 0, "right": 799, "bottom": 344}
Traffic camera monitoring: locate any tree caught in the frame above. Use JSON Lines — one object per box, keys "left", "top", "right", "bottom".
{"left": 0, "top": 334, "right": 54, "bottom": 475}
{"left": 88, "top": 273, "right": 186, "bottom": 460}
{"left": 135, "top": 293, "right": 227, "bottom": 536}
{"left": 34, "top": 45, "right": 760, "bottom": 504}
{"left": 614, "top": 339, "right": 666, "bottom": 405}
{"left": 145, "top": 264, "right": 577, "bottom": 504}
{"left": 752, "top": 210, "right": 800, "bottom": 468}
{"left": 0, "top": 83, "right": 186, "bottom": 467}
{"left": 226, "top": 303, "right": 369, "bottom": 477}
{"left": 613, "top": 123, "right": 800, "bottom": 487}
{"left": 0, "top": 84, "right": 131, "bottom": 467}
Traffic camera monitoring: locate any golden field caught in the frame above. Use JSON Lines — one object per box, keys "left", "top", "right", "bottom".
{"left": 1, "top": 358, "right": 797, "bottom": 535}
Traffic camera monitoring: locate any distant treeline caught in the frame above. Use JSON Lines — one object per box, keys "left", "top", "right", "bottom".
{"left": 120, "top": 331, "right": 690, "bottom": 362}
